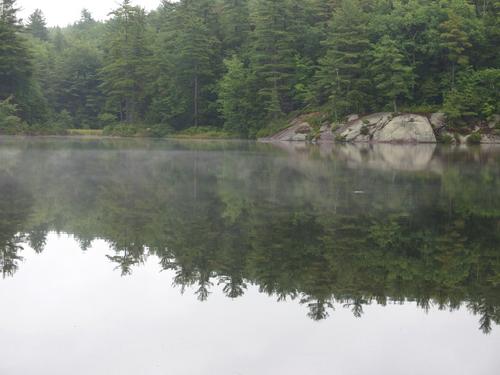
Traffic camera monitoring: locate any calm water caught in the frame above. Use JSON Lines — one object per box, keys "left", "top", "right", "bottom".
{"left": 0, "top": 137, "right": 499, "bottom": 374}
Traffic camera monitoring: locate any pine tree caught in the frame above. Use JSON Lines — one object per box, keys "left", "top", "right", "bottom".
{"left": 100, "top": 0, "right": 150, "bottom": 123}
{"left": 80, "top": 9, "right": 94, "bottom": 24}
{"left": 152, "top": 0, "right": 220, "bottom": 128}
{"left": 27, "top": 9, "right": 48, "bottom": 41}
{"left": 220, "top": 0, "right": 250, "bottom": 54}
{"left": 315, "top": 0, "right": 371, "bottom": 117}
{"left": 54, "top": 41, "right": 103, "bottom": 127}
{"left": 0, "top": 0, "right": 32, "bottom": 100}
{"left": 217, "top": 55, "right": 258, "bottom": 136}
{"left": 440, "top": 11, "right": 472, "bottom": 88}
{"left": 370, "top": 36, "right": 414, "bottom": 112}
{"left": 251, "top": 0, "right": 296, "bottom": 117}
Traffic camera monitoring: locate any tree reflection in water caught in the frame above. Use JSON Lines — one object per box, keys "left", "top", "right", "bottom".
{"left": 0, "top": 139, "right": 499, "bottom": 333}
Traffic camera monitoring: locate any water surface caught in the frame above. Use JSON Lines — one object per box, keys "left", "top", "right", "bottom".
{"left": 0, "top": 138, "right": 499, "bottom": 374}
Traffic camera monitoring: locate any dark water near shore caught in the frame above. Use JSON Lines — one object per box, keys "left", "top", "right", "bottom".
{"left": 0, "top": 137, "right": 499, "bottom": 374}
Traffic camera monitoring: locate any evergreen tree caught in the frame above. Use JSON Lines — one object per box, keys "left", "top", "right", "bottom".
{"left": 0, "top": 0, "right": 48, "bottom": 123}
{"left": 80, "top": 9, "right": 94, "bottom": 24}
{"left": 370, "top": 36, "right": 414, "bottom": 112}
{"left": 217, "top": 55, "right": 258, "bottom": 136}
{"left": 27, "top": 9, "right": 48, "bottom": 41}
{"left": 152, "top": 0, "right": 220, "bottom": 128}
{"left": 316, "top": 0, "right": 371, "bottom": 117}
{"left": 0, "top": 0, "right": 32, "bottom": 100}
{"left": 220, "top": 0, "right": 250, "bottom": 54}
{"left": 54, "top": 41, "right": 103, "bottom": 127}
{"left": 440, "top": 11, "right": 472, "bottom": 88}
{"left": 251, "top": 0, "right": 296, "bottom": 117}
{"left": 100, "top": 0, "right": 150, "bottom": 123}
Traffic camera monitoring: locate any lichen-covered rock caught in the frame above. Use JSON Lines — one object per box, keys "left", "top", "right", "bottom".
{"left": 295, "top": 123, "right": 312, "bottom": 134}
{"left": 317, "top": 125, "right": 334, "bottom": 142}
{"left": 259, "top": 120, "right": 312, "bottom": 142}
{"left": 481, "top": 133, "right": 500, "bottom": 144}
{"left": 336, "top": 112, "right": 392, "bottom": 142}
{"left": 488, "top": 114, "right": 500, "bottom": 129}
{"left": 291, "top": 133, "right": 308, "bottom": 141}
{"left": 371, "top": 114, "right": 436, "bottom": 143}
{"left": 347, "top": 114, "right": 360, "bottom": 122}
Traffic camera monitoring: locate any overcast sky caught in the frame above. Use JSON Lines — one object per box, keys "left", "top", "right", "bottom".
{"left": 17, "top": 0, "right": 161, "bottom": 27}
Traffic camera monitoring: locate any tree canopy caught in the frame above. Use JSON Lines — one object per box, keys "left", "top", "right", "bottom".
{"left": 0, "top": 0, "right": 498, "bottom": 135}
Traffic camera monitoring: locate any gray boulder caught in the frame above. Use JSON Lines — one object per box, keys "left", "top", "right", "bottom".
{"left": 488, "top": 114, "right": 500, "bottom": 129}
{"left": 372, "top": 114, "right": 436, "bottom": 143}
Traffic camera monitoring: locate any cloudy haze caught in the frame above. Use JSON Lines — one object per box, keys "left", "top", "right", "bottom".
{"left": 17, "top": 0, "right": 161, "bottom": 26}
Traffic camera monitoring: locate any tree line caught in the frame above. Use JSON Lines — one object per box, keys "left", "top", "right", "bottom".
{"left": 0, "top": 0, "right": 499, "bottom": 137}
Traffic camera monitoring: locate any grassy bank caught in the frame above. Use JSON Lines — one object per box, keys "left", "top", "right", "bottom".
{"left": 67, "top": 129, "right": 104, "bottom": 136}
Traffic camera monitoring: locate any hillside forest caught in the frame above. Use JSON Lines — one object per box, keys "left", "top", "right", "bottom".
{"left": 0, "top": 0, "right": 499, "bottom": 137}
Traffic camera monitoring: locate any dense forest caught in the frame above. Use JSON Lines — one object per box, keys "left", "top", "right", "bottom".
{"left": 0, "top": 0, "right": 499, "bottom": 137}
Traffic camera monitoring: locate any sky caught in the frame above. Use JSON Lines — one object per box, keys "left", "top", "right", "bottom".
{"left": 17, "top": 0, "right": 161, "bottom": 27}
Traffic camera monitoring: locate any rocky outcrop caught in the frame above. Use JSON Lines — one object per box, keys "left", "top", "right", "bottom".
{"left": 262, "top": 117, "right": 313, "bottom": 142}
{"left": 260, "top": 112, "right": 500, "bottom": 144}
{"left": 430, "top": 112, "right": 446, "bottom": 131}
{"left": 481, "top": 133, "right": 500, "bottom": 144}
{"left": 372, "top": 114, "right": 436, "bottom": 143}
{"left": 333, "top": 113, "right": 436, "bottom": 143}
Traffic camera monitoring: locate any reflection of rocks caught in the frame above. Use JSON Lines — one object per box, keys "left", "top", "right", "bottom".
{"left": 481, "top": 133, "right": 500, "bottom": 144}
{"left": 331, "top": 143, "right": 437, "bottom": 171}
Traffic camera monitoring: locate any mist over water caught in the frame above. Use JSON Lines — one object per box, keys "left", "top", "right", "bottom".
{"left": 0, "top": 138, "right": 499, "bottom": 374}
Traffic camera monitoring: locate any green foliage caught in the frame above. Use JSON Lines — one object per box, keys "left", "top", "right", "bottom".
{"left": 251, "top": 0, "right": 296, "bottom": 116}
{"left": 0, "top": 0, "right": 498, "bottom": 136}
{"left": 175, "top": 126, "right": 235, "bottom": 139}
{"left": 102, "top": 123, "right": 139, "bottom": 137}
{"left": 53, "top": 110, "right": 73, "bottom": 129}
{"left": 144, "top": 123, "right": 174, "bottom": 138}
{"left": 217, "top": 56, "right": 259, "bottom": 137}
{"left": 360, "top": 125, "right": 369, "bottom": 136}
{"left": 67, "top": 128, "right": 103, "bottom": 136}
{"left": 437, "top": 133, "right": 455, "bottom": 144}
{"left": 98, "top": 113, "right": 117, "bottom": 127}
{"left": 467, "top": 132, "right": 482, "bottom": 144}
{"left": 443, "top": 68, "right": 500, "bottom": 125}
{"left": 99, "top": 1, "right": 150, "bottom": 124}
{"left": 0, "top": 0, "right": 36, "bottom": 119}
{"left": 316, "top": 0, "right": 370, "bottom": 116}
{"left": 370, "top": 36, "right": 414, "bottom": 112}
{"left": 335, "top": 134, "right": 347, "bottom": 142}
{"left": 26, "top": 9, "right": 48, "bottom": 41}
{"left": 255, "top": 117, "right": 289, "bottom": 139}
{"left": 439, "top": 10, "right": 473, "bottom": 87}
{"left": 0, "top": 96, "right": 24, "bottom": 134}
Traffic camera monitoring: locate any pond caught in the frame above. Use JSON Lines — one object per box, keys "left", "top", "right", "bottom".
{"left": 0, "top": 137, "right": 499, "bottom": 374}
